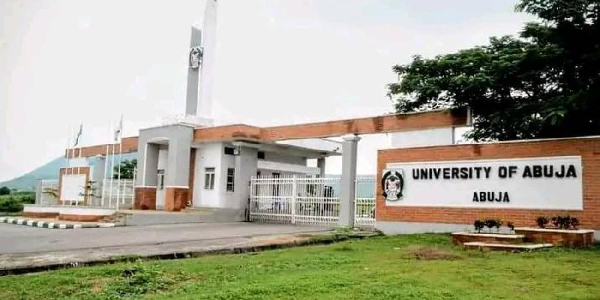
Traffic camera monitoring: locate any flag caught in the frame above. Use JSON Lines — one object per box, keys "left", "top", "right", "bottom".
{"left": 114, "top": 115, "right": 123, "bottom": 142}
{"left": 73, "top": 123, "right": 83, "bottom": 147}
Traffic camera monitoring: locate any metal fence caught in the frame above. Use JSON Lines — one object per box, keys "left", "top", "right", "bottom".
{"left": 35, "top": 178, "right": 135, "bottom": 209}
{"left": 355, "top": 175, "right": 376, "bottom": 226}
{"left": 92, "top": 179, "right": 135, "bottom": 209}
{"left": 249, "top": 175, "right": 376, "bottom": 227}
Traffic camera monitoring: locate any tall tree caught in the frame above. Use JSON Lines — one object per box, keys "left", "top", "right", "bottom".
{"left": 0, "top": 187, "right": 10, "bottom": 196}
{"left": 113, "top": 159, "right": 137, "bottom": 180}
{"left": 388, "top": 0, "right": 600, "bottom": 141}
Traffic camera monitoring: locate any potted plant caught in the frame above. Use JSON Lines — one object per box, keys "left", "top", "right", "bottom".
{"left": 493, "top": 219, "right": 503, "bottom": 233}
{"left": 484, "top": 219, "right": 498, "bottom": 233}
{"left": 536, "top": 216, "right": 549, "bottom": 228}
{"left": 570, "top": 217, "right": 580, "bottom": 230}
{"left": 473, "top": 220, "right": 485, "bottom": 233}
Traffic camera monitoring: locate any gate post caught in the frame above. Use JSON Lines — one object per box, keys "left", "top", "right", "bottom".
{"left": 291, "top": 175, "right": 297, "bottom": 224}
{"left": 340, "top": 134, "right": 360, "bottom": 227}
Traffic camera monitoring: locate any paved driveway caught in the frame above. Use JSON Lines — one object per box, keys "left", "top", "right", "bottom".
{"left": 0, "top": 222, "right": 327, "bottom": 254}
{"left": 0, "top": 222, "right": 331, "bottom": 272}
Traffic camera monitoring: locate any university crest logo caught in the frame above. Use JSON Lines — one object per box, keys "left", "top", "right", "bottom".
{"left": 382, "top": 169, "right": 404, "bottom": 201}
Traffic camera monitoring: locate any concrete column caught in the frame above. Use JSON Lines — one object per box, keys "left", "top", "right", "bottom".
{"left": 139, "top": 143, "right": 159, "bottom": 187}
{"left": 135, "top": 142, "right": 159, "bottom": 210}
{"left": 234, "top": 146, "right": 258, "bottom": 210}
{"left": 185, "top": 27, "right": 202, "bottom": 115}
{"left": 317, "top": 157, "right": 326, "bottom": 177}
{"left": 135, "top": 124, "right": 194, "bottom": 211}
{"left": 164, "top": 127, "right": 193, "bottom": 211}
{"left": 339, "top": 134, "right": 360, "bottom": 227}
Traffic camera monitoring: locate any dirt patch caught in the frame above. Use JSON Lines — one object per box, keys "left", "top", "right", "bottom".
{"left": 251, "top": 235, "right": 310, "bottom": 247}
{"left": 90, "top": 282, "right": 103, "bottom": 293}
{"left": 407, "top": 247, "right": 463, "bottom": 261}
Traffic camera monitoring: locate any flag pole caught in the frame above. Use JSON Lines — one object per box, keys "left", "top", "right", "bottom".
{"left": 109, "top": 119, "right": 116, "bottom": 208}
{"left": 75, "top": 123, "right": 83, "bottom": 207}
{"left": 116, "top": 115, "right": 123, "bottom": 208}
{"left": 64, "top": 126, "right": 72, "bottom": 206}
{"left": 77, "top": 122, "right": 82, "bottom": 176}
{"left": 101, "top": 122, "right": 111, "bottom": 207}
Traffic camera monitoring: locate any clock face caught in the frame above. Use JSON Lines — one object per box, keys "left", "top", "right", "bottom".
{"left": 189, "top": 46, "right": 202, "bottom": 69}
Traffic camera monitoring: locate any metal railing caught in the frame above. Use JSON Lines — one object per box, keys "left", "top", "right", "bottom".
{"left": 93, "top": 179, "right": 135, "bottom": 209}
{"left": 355, "top": 175, "right": 376, "bottom": 226}
{"left": 249, "top": 175, "right": 376, "bottom": 227}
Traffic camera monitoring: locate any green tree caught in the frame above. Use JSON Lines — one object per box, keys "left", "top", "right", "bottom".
{"left": 0, "top": 186, "right": 10, "bottom": 196}
{"left": 113, "top": 159, "right": 137, "bottom": 179}
{"left": 388, "top": 0, "right": 600, "bottom": 141}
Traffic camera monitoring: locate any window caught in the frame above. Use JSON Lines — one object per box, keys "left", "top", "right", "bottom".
{"left": 257, "top": 151, "right": 265, "bottom": 160}
{"left": 224, "top": 147, "right": 235, "bottom": 155}
{"left": 157, "top": 170, "right": 165, "bottom": 190}
{"left": 204, "top": 168, "right": 215, "bottom": 190}
{"left": 226, "top": 168, "right": 235, "bottom": 192}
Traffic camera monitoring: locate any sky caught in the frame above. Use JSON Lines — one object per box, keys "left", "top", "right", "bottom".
{"left": 0, "top": 0, "right": 533, "bottom": 181}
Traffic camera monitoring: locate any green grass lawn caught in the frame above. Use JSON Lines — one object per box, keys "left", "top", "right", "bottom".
{"left": 1, "top": 234, "right": 599, "bottom": 300}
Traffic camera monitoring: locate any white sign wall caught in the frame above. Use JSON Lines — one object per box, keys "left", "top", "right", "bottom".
{"left": 60, "top": 174, "right": 86, "bottom": 202}
{"left": 385, "top": 156, "right": 583, "bottom": 210}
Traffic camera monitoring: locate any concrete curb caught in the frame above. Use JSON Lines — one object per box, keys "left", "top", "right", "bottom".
{"left": 0, "top": 217, "right": 115, "bottom": 230}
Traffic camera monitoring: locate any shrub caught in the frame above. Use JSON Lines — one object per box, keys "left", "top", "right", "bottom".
{"left": 570, "top": 217, "right": 580, "bottom": 229}
{"left": 494, "top": 219, "right": 503, "bottom": 232}
{"left": 19, "top": 194, "right": 35, "bottom": 204}
{"left": 484, "top": 219, "right": 498, "bottom": 232}
{"left": 473, "top": 220, "right": 485, "bottom": 233}
{"left": 536, "top": 216, "right": 549, "bottom": 228}
{"left": 536, "top": 215, "right": 581, "bottom": 230}
{"left": 0, "top": 197, "right": 24, "bottom": 212}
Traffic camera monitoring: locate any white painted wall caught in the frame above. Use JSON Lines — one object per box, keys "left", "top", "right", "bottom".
{"left": 156, "top": 148, "right": 168, "bottom": 209}
{"left": 262, "top": 151, "right": 306, "bottom": 165}
{"left": 389, "top": 127, "right": 454, "bottom": 148}
{"left": 193, "top": 142, "right": 224, "bottom": 208}
{"left": 220, "top": 144, "right": 236, "bottom": 207}
{"left": 60, "top": 174, "right": 86, "bottom": 202}
{"left": 192, "top": 142, "right": 323, "bottom": 209}
{"left": 385, "top": 156, "right": 583, "bottom": 210}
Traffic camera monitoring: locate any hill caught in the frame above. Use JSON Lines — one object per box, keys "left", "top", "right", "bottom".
{"left": 0, "top": 153, "right": 137, "bottom": 191}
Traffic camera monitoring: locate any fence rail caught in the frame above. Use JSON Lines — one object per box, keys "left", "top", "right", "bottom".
{"left": 35, "top": 178, "right": 135, "bottom": 210}
{"left": 93, "top": 179, "right": 135, "bottom": 209}
{"left": 249, "top": 175, "right": 375, "bottom": 227}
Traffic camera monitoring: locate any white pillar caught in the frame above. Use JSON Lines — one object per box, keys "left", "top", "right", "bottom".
{"left": 317, "top": 157, "right": 326, "bottom": 177}
{"left": 339, "top": 134, "right": 360, "bottom": 227}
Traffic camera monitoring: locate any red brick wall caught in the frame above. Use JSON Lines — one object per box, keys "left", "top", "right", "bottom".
{"left": 64, "top": 137, "right": 139, "bottom": 158}
{"left": 377, "top": 137, "right": 600, "bottom": 229}
{"left": 193, "top": 110, "right": 468, "bottom": 143}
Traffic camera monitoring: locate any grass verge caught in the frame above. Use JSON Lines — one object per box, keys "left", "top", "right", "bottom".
{"left": 0, "top": 234, "right": 598, "bottom": 300}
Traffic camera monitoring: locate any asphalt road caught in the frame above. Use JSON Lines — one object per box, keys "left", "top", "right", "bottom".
{"left": 0, "top": 222, "right": 327, "bottom": 254}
